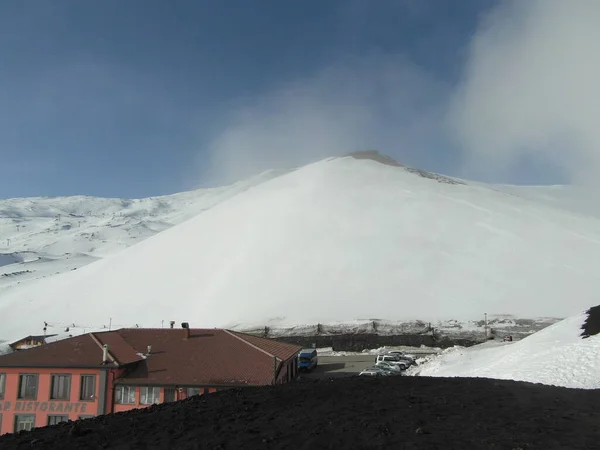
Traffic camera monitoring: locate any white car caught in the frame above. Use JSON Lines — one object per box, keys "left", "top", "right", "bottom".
{"left": 375, "top": 354, "right": 411, "bottom": 370}
{"left": 375, "top": 361, "right": 402, "bottom": 372}
{"left": 359, "top": 368, "right": 388, "bottom": 377}
{"left": 387, "top": 350, "right": 416, "bottom": 361}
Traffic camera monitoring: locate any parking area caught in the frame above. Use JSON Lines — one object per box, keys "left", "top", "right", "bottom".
{"left": 299, "top": 356, "right": 376, "bottom": 379}
{"left": 298, "top": 349, "right": 441, "bottom": 379}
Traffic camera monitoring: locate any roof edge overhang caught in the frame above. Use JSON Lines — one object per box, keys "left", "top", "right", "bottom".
{"left": 0, "top": 364, "right": 117, "bottom": 370}
{"left": 112, "top": 380, "right": 266, "bottom": 388}
{"left": 222, "top": 329, "right": 279, "bottom": 360}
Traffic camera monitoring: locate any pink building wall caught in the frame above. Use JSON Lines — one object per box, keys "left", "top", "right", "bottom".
{"left": 0, "top": 358, "right": 297, "bottom": 434}
{"left": 0, "top": 367, "right": 101, "bottom": 435}
{"left": 112, "top": 386, "right": 217, "bottom": 413}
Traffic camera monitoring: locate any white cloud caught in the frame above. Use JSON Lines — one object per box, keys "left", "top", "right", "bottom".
{"left": 203, "top": 1, "right": 600, "bottom": 188}
{"left": 449, "top": 0, "right": 600, "bottom": 186}
{"left": 202, "top": 55, "right": 449, "bottom": 185}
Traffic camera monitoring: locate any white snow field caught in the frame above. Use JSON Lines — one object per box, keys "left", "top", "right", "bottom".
{"left": 412, "top": 308, "right": 600, "bottom": 389}
{"left": 0, "top": 170, "right": 282, "bottom": 293}
{"left": 1, "top": 154, "right": 600, "bottom": 344}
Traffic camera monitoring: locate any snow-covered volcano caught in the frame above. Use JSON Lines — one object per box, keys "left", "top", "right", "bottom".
{"left": 1, "top": 154, "right": 600, "bottom": 342}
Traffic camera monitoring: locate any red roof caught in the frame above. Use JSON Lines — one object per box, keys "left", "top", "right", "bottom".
{"left": 0, "top": 334, "right": 109, "bottom": 368}
{"left": 0, "top": 328, "right": 302, "bottom": 387}
{"left": 227, "top": 330, "right": 301, "bottom": 361}
{"left": 92, "top": 331, "right": 143, "bottom": 365}
{"left": 112, "top": 328, "right": 301, "bottom": 386}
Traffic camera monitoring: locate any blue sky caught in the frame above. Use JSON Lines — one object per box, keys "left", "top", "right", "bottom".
{"left": 1, "top": 0, "right": 582, "bottom": 198}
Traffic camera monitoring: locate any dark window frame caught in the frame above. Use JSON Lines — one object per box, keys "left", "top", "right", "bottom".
{"left": 186, "top": 387, "right": 202, "bottom": 397}
{"left": 163, "top": 387, "right": 177, "bottom": 403}
{"left": 79, "top": 375, "right": 96, "bottom": 401}
{"left": 47, "top": 415, "right": 69, "bottom": 426}
{"left": 49, "top": 374, "right": 72, "bottom": 400}
{"left": 17, "top": 374, "right": 38, "bottom": 400}
{"left": 14, "top": 414, "right": 35, "bottom": 433}
{"left": 139, "top": 386, "right": 160, "bottom": 405}
{"left": 115, "top": 385, "right": 136, "bottom": 405}
{"left": 78, "top": 415, "right": 94, "bottom": 420}
{"left": 0, "top": 373, "right": 5, "bottom": 400}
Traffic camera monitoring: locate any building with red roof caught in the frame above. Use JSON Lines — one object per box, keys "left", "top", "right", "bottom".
{"left": 0, "top": 325, "right": 302, "bottom": 435}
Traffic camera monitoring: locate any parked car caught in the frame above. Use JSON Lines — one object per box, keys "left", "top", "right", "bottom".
{"left": 386, "top": 350, "right": 416, "bottom": 361}
{"left": 373, "top": 364, "right": 402, "bottom": 376}
{"left": 375, "top": 361, "right": 402, "bottom": 372}
{"left": 385, "top": 351, "right": 417, "bottom": 366}
{"left": 359, "top": 367, "right": 392, "bottom": 377}
{"left": 375, "top": 354, "right": 411, "bottom": 370}
{"left": 297, "top": 349, "right": 318, "bottom": 371}
{"left": 359, "top": 368, "right": 383, "bottom": 377}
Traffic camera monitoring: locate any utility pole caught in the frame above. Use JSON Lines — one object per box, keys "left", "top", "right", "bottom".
{"left": 484, "top": 313, "right": 489, "bottom": 338}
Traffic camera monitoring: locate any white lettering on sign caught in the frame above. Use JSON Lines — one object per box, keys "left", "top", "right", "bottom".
{"left": 0, "top": 401, "right": 89, "bottom": 413}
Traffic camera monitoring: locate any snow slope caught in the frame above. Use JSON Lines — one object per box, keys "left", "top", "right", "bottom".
{"left": 1, "top": 155, "right": 600, "bottom": 342}
{"left": 493, "top": 184, "right": 600, "bottom": 219}
{"left": 0, "top": 171, "right": 282, "bottom": 297}
{"left": 413, "top": 307, "right": 600, "bottom": 389}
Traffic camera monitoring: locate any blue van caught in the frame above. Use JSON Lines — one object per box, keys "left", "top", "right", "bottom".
{"left": 297, "top": 349, "right": 318, "bottom": 371}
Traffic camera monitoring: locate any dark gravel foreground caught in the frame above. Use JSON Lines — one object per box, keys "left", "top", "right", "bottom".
{"left": 1, "top": 376, "right": 599, "bottom": 450}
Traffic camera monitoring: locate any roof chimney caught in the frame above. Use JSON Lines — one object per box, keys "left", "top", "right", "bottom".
{"left": 146, "top": 345, "right": 152, "bottom": 355}
{"left": 102, "top": 344, "right": 109, "bottom": 364}
{"left": 170, "top": 321, "right": 175, "bottom": 329}
{"left": 181, "top": 322, "right": 190, "bottom": 339}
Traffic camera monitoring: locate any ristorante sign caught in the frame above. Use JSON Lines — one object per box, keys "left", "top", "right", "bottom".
{"left": 0, "top": 400, "right": 90, "bottom": 413}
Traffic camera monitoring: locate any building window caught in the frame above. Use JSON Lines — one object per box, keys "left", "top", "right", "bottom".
{"left": 140, "top": 387, "right": 160, "bottom": 405}
{"left": 78, "top": 415, "right": 94, "bottom": 420}
{"left": 47, "top": 415, "right": 69, "bottom": 426}
{"left": 187, "top": 387, "right": 202, "bottom": 397}
{"left": 14, "top": 415, "right": 35, "bottom": 432}
{"left": 115, "top": 385, "right": 136, "bottom": 404}
{"left": 50, "top": 374, "right": 71, "bottom": 400}
{"left": 80, "top": 375, "right": 96, "bottom": 401}
{"left": 0, "top": 373, "right": 5, "bottom": 400}
{"left": 164, "top": 388, "right": 176, "bottom": 403}
{"left": 18, "top": 374, "right": 38, "bottom": 400}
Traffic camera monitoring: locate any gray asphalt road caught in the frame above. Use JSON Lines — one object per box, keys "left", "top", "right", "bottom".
{"left": 299, "top": 355, "right": 424, "bottom": 379}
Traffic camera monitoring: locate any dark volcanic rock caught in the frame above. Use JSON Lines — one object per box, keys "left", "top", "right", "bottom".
{"left": 347, "top": 150, "right": 465, "bottom": 185}
{"left": 1, "top": 376, "right": 599, "bottom": 450}
{"left": 580, "top": 305, "right": 600, "bottom": 338}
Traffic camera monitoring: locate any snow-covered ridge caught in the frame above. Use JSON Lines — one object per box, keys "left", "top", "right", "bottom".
{"left": 228, "top": 315, "right": 561, "bottom": 342}
{"left": 0, "top": 170, "right": 283, "bottom": 296}
{"left": 413, "top": 306, "right": 600, "bottom": 389}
